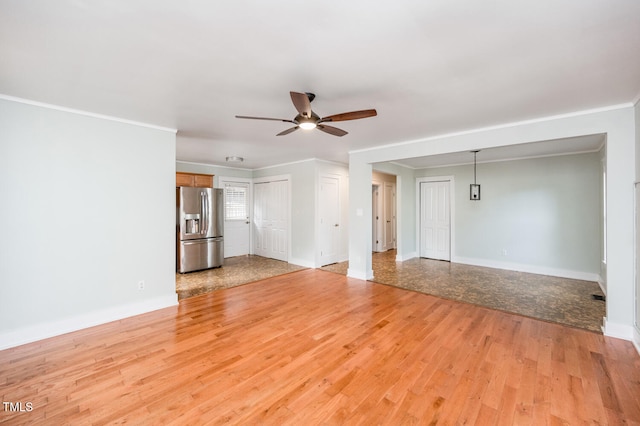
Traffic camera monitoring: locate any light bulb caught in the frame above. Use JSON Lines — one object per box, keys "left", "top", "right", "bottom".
{"left": 299, "top": 121, "right": 317, "bottom": 130}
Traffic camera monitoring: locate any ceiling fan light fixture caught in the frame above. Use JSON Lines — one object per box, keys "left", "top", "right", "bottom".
{"left": 235, "top": 91, "right": 376, "bottom": 137}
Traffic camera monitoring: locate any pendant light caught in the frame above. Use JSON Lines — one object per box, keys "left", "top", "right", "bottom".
{"left": 470, "top": 150, "right": 481, "bottom": 200}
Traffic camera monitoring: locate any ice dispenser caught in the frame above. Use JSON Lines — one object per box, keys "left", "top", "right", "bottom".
{"left": 184, "top": 213, "right": 201, "bottom": 234}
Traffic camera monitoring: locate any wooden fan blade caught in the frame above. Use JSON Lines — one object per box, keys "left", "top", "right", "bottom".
{"left": 290, "top": 92, "right": 312, "bottom": 117}
{"left": 317, "top": 124, "right": 347, "bottom": 137}
{"left": 319, "top": 109, "right": 377, "bottom": 123}
{"left": 276, "top": 126, "right": 299, "bottom": 136}
{"left": 236, "top": 115, "right": 296, "bottom": 124}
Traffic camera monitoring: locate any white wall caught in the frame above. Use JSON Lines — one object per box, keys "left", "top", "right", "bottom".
{"left": 415, "top": 153, "right": 602, "bottom": 280}
{"left": 0, "top": 98, "right": 178, "bottom": 349}
{"left": 349, "top": 105, "right": 636, "bottom": 341}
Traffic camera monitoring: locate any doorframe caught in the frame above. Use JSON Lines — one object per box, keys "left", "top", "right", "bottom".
{"left": 219, "top": 176, "right": 253, "bottom": 256}
{"left": 416, "top": 176, "right": 455, "bottom": 261}
{"left": 383, "top": 181, "right": 397, "bottom": 251}
{"left": 372, "top": 181, "right": 382, "bottom": 252}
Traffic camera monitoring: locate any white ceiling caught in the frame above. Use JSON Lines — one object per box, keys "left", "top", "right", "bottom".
{"left": 1, "top": 1, "right": 639, "bottom": 170}
{"left": 391, "top": 134, "right": 606, "bottom": 169}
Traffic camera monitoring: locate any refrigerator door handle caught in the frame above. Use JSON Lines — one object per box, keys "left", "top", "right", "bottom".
{"left": 182, "top": 239, "right": 206, "bottom": 246}
{"left": 201, "top": 191, "right": 209, "bottom": 236}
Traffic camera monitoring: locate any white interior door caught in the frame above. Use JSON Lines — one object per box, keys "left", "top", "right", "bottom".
{"left": 372, "top": 185, "right": 381, "bottom": 252}
{"left": 383, "top": 182, "right": 396, "bottom": 250}
{"left": 270, "top": 180, "right": 288, "bottom": 261}
{"left": 420, "top": 181, "right": 451, "bottom": 260}
{"left": 319, "top": 176, "right": 340, "bottom": 266}
{"left": 254, "top": 180, "right": 288, "bottom": 262}
{"left": 222, "top": 181, "right": 250, "bottom": 258}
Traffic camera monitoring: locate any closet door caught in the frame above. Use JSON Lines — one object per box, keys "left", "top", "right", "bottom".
{"left": 270, "top": 180, "right": 288, "bottom": 261}
{"left": 253, "top": 180, "right": 288, "bottom": 261}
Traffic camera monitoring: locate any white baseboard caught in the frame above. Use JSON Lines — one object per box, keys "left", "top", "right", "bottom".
{"left": 396, "top": 251, "right": 417, "bottom": 262}
{"left": 288, "top": 257, "right": 316, "bottom": 269}
{"left": 272, "top": 255, "right": 350, "bottom": 270}
{"left": 0, "top": 295, "right": 178, "bottom": 350}
{"left": 452, "top": 256, "right": 601, "bottom": 282}
{"left": 602, "top": 318, "right": 635, "bottom": 342}
{"left": 597, "top": 278, "right": 607, "bottom": 295}
{"left": 347, "top": 268, "right": 374, "bottom": 281}
{"left": 634, "top": 327, "right": 640, "bottom": 356}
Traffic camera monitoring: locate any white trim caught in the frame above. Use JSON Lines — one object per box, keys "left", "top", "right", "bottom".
{"left": 371, "top": 180, "right": 382, "bottom": 252}
{"left": 349, "top": 103, "right": 632, "bottom": 156}
{"left": 176, "top": 157, "right": 348, "bottom": 173}
{"left": 289, "top": 257, "right": 316, "bottom": 269}
{"left": 396, "top": 251, "right": 417, "bottom": 262}
{"left": 0, "top": 94, "right": 177, "bottom": 133}
{"left": 176, "top": 160, "right": 252, "bottom": 172}
{"left": 597, "top": 276, "right": 607, "bottom": 296}
{"left": 314, "top": 158, "right": 349, "bottom": 168}
{"left": 634, "top": 181, "right": 640, "bottom": 340}
{"left": 416, "top": 176, "right": 456, "bottom": 262}
{"left": 253, "top": 174, "right": 290, "bottom": 184}
{"left": 634, "top": 327, "right": 640, "bottom": 356}
{"left": 0, "top": 295, "right": 178, "bottom": 350}
{"left": 453, "top": 256, "right": 602, "bottom": 282}
{"left": 418, "top": 147, "right": 606, "bottom": 170}
{"left": 395, "top": 174, "right": 403, "bottom": 259}
{"left": 389, "top": 144, "right": 606, "bottom": 170}
{"left": 603, "top": 318, "right": 634, "bottom": 342}
{"left": 253, "top": 158, "right": 317, "bottom": 171}
{"left": 347, "top": 268, "right": 374, "bottom": 281}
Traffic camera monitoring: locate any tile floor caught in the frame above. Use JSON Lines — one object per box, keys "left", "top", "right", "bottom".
{"left": 175, "top": 255, "right": 306, "bottom": 299}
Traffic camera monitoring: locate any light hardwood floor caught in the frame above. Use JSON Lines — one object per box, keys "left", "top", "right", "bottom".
{"left": 322, "top": 250, "right": 606, "bottom": 333}
{"left": 2, "top": 269, "right": 639, "bottom": 424}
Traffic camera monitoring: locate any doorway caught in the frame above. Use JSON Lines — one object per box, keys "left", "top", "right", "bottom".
{"left": 372, "top": 174, "right": 397, "bottom": 253}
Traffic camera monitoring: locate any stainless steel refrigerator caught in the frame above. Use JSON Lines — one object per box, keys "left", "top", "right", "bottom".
{"left": 176, "top": 187, "right": 224, "bottom": 273}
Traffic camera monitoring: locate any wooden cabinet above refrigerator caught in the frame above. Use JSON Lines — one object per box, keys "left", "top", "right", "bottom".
{"left": 176, "top": 172, "right": 213, "bottom": 188}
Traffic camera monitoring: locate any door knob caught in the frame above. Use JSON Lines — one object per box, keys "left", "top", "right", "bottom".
{"left": 334, "top": 224, "right": 339, "bottom": 227}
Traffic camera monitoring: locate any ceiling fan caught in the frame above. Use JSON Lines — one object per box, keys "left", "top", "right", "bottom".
{"left": 235, "top": 91, "right": 377, "bottom": 137}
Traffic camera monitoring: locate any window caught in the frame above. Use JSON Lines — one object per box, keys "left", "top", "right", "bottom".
{"left": 225, "top": 184, "right": 248, "bottom": 220}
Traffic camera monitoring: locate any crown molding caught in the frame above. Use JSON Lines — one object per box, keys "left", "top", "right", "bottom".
{"left": 0, "top": 94, "right": 177, "bottom": 133}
